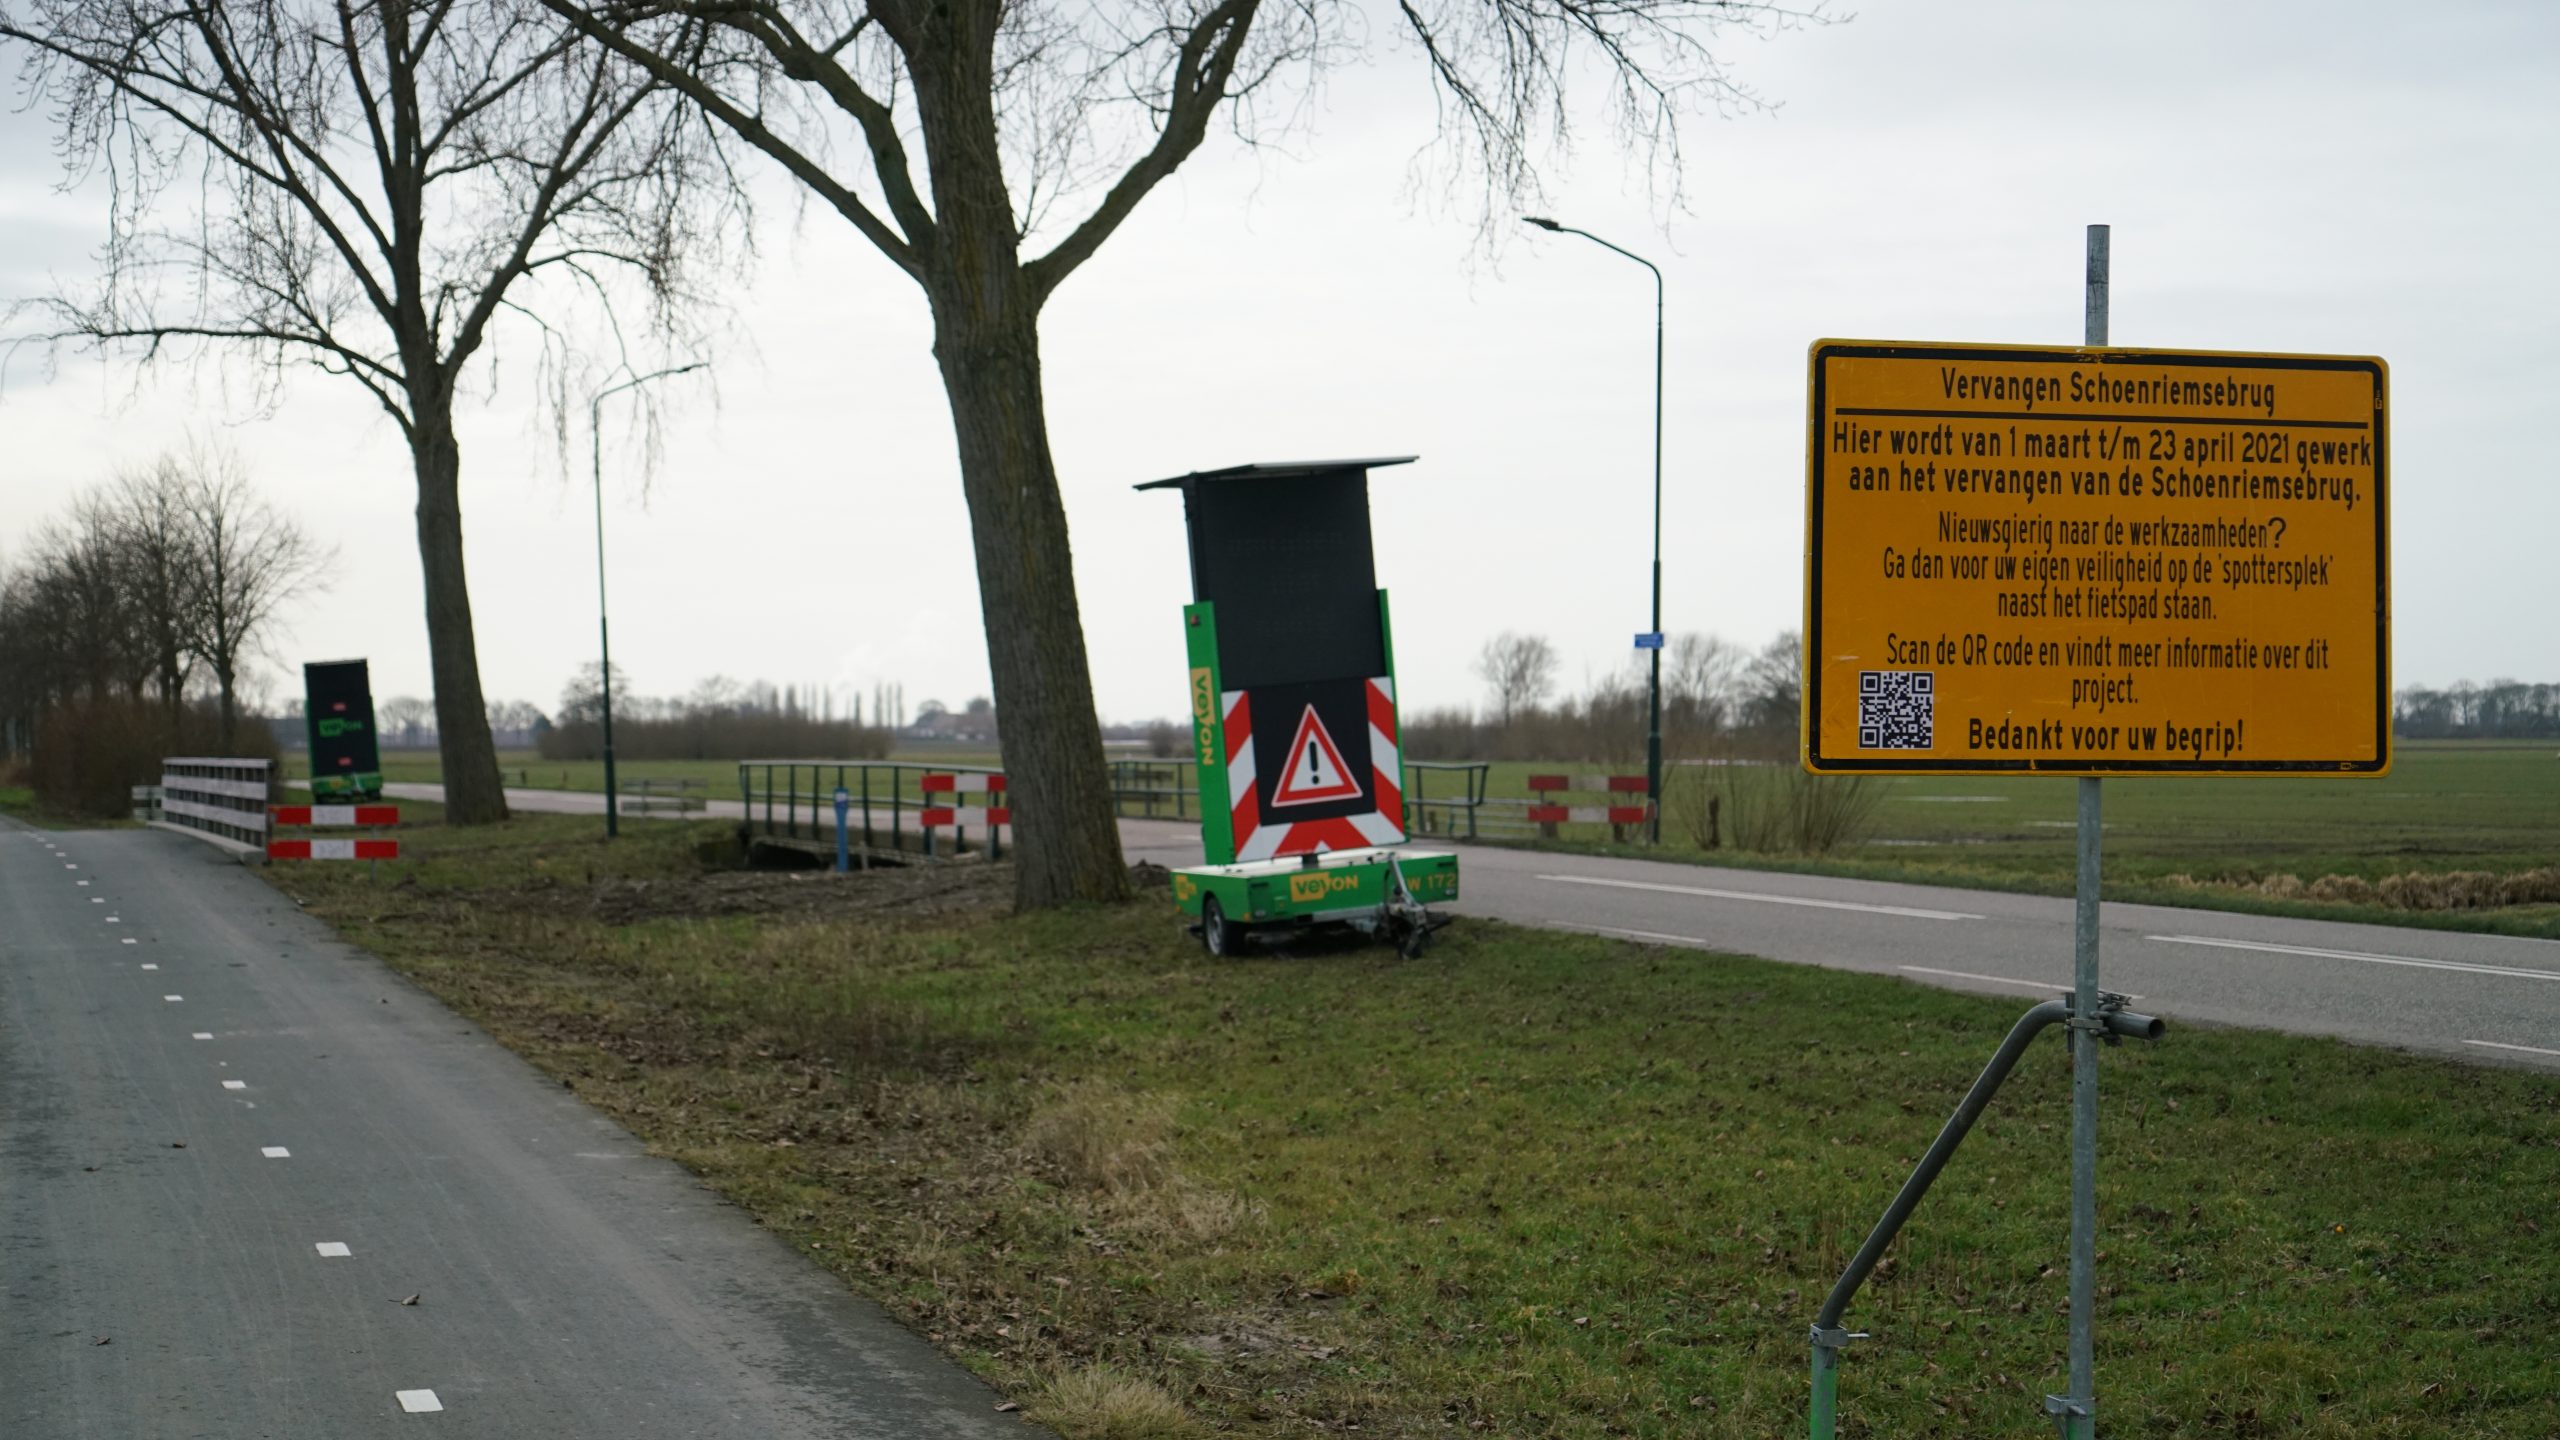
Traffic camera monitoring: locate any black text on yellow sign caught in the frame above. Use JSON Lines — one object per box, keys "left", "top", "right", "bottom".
{"left": 1802, "top": 341, "right": 2389, "bottom": 776}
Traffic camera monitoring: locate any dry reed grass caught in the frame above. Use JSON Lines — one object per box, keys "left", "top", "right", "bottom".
{"left": 1032, "top": 1366, "right": 1203, "bottom": 1439}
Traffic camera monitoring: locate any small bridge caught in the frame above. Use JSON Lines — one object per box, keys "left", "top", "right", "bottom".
{"left": 737, "top": 761, "right": 1007, "bottom": 866}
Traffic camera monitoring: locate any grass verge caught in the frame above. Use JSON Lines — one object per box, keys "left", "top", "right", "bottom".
{"left": 268, "top": 810, "right": 2560, "bottom": 1438}
{"left": 0, "top": 784, "right": 114, "bottom": 829}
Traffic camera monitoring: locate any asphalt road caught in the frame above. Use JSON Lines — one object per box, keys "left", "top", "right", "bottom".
{"left": 385, "top": 783, "right": 2560, "bottom": 1075}
{"left": 0, "top": 817, "right": 1040, "bottom": 1436}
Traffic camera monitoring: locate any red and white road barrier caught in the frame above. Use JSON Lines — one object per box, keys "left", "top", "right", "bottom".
{"left": 267, "top": 803, "right": 401, "bottom": 863}
{"left": 270, "top": 805, "right": 400, "bottom": 828}
{"left": 267, "top": 838, "right": 401, "bottom": 861}
{"left": 1525, "top": 774, "right": 1652, "bottom": 831}
{"left": 918, "top": 774, "right": 1008, "bottom": 853}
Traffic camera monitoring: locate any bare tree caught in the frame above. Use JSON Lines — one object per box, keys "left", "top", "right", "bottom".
{"left": 102, "top": 462, "right": 200, "bottom": 724}
{"left": 1475, "top": 631, "right": 1557, "bottom": 727}
{"left": 534, "top": 0, "right": 1824, "bottom": 907}
{"left": 1740, "top": 628, "right": 1800, "bottom": 741}
{"left": 174, "top": 443, "right": 332, "bottom": 747}
{"left": 1, "top": 0, "right": 737, "bottom": 824}
{"left": 1665, "top": 630, "right": 1743, "bottom": 748}
{"left": 380, "top": 694, "right": 434, "bottom": 746}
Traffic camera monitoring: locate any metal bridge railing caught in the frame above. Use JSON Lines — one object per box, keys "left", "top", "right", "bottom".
{"left": 1103, "top": 757, "right": 1534, "bottom": 842}
{"left": 159, "top": 757, "right": 274, "bottom": 850}
{"left": 737, "top": 760, "right": 1005, "bottom": 858}
{"left": 1108, "top": 758, "right": 1197, "bottom": 819}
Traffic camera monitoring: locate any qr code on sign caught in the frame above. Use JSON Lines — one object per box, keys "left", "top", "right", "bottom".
{"left": 1859, "top": 671, "right": 1933, "bottom": 749}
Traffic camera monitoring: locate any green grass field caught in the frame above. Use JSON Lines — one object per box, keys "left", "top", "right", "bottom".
{"left": 347, "top": 740, "right": 2560, "bottom": 937}
{"left": 271, "top": 808, "right": 2560, "bottom": 1439}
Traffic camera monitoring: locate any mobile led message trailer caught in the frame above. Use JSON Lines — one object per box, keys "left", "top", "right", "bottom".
{"left": 1803, "top": 342, "right": 2389, "bottom": 775}
{"left": 1138, "top": 458, "right": 1456, "bottom": 958}
{"left": 302, "top": 659, "right": 384, "bottom": 800}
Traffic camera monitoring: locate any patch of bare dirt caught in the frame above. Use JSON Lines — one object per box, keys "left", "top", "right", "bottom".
{"left": 585, "top": 862, "right": 1014, "bottom": 925}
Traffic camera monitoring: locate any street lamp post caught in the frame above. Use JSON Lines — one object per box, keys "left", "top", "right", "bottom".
{"left": 590, "top": 362, "right": 702, "bottom": 838}
{"left": 1524, "top": 216, "right": 1666, "bottom": 842}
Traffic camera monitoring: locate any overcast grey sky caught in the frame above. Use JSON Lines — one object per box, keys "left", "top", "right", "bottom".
{"left": 3, "top": 0, "right": 2552, "bottom": 724}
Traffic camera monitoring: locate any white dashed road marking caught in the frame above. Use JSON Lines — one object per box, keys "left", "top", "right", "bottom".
{"left": 223, "top": 1080, "right": 247, "bottom": 1090}
{"left": 1899, "top": 965, "right": 2144, "bottom": 1001}
{"left": 192, "top": 1032, "right": 213, "bottom": 1040}
{"left": 141, "top": 963, "right": 158, "bottom": 970}
{"left": 2465, "top": 1039, "right": 2560, "bottom": 1059}
{"left": 2148, "top": 934, "right": 2560, "bottom": 983}
{"left": 261, "top": 1146, "right": 291, "bottom": 1159}
{"left": 163, "top": 995, "right": 183, "bottom": 1002}
{"left": 316, "top": 1242, "right": 352, "bottom": 1257}
{"left": 1539, "top": 873, "right": 1983, "bottom": 921}
{"left": 396, "top": 1389, "right": 444, "bottom": 1413}
{"left": 1560, "top": 923, "right": 1712, "bottom": 947}
{"left": 121, "top": 938, "right": 137, "bottom": 945}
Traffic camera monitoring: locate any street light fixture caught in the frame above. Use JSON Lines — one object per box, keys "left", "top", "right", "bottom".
{"left": 1522, "top": 216, "right": 1666, "bottom": 842}
{"left": 590, "top": 361, "right": 703, "bottom": 838}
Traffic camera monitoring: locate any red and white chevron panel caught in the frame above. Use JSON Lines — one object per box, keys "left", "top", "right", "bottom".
{"left": 1226, "top": 677, "right": 1404, "bottom": 863}
{"left": 267, "top": 838, "right": 400, "bottom": 861}
{"left": 270, "top": 805, "right": 400, "bottom": 827}
{"left": 919, "top": 773, "right": 1007, "bottom": 795}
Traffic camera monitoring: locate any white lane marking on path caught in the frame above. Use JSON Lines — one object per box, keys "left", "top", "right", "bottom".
{"left": 1899, "top": 965, "right": 2143, "bottom": 1001}
{"left": 77, "top": 879, "right": 88, "bottom": 886}
{"left": 163, "top": 995, "right": 183, "bottom": 1002}
{"left": 105, "top": 916, "right": 119, "bottom": 923}
{"left": 120, "top": 938, "right": 138, "bottom": 945}
{"left": 141, "top": 963, "right": 158, "bottom": 970}
{"left": 396, "top": 1389, "right": 444, "bottom": 1413}
{"left": 2148, "top": 934, "right": 2560, "bottom": 983}
{"left": 316, "top": 1242, "right": 352, "bottom": 1257}
{"left": 261, "top": 1146, "right": 290, "bottom": 1158}
{"left": 223, "top": 1080, "right": 246, "bottom": 1090}
{"left": 1539, "top": 873, "right": 1983, "bottom": 921}
{"left": 192, "top": 1032, "right": 213, "bottom": 1040}
{"left": 2465, "top": 1039, "right": 2560, "bottom": 1059}
{"left": 91, "top": 897, "right": 103, "bottom": 903}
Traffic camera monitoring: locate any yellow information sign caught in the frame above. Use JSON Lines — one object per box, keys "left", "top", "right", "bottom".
{"left": 1803, "top": 341, "right": 2388, "bottom": 775}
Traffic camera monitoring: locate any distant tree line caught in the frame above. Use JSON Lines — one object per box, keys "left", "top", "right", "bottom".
{"left": 0, "top": 447, "right": 325, "bottom": 815}
{"left": 538, "top": 665, "right": 891, "bottom": 762}
{"left": 2395, "top": 682, "right": 2560, "bottom": 740}
{"left": 1404, "top": 630, "right": 1803, "bottom": 764}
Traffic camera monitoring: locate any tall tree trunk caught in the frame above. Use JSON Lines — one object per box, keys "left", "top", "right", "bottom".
{"left": 906, "top": 16, "right": 1126, "bottom": 910}
{"left": 931, "top": 298, "right": 1128, "bottom": 908}
{"left": 215, "top": 665, "right": 236, "bottom": 750}
{"left": 411, "top": 399, "right": 510, "bottom": 824}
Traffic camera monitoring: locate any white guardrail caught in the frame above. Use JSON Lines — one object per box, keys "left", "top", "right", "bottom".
{"left": 158, "top": 757, "right": 274, "bottom": 852}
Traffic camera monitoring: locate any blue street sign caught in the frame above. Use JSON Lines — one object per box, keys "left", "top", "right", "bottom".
{"left": 1634, "top": 632, "right": 1665, "bottom": 650}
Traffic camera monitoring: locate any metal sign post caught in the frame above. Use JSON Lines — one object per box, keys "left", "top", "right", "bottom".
{"left": 2052, "top": 223, "right": 2111, "bottom": 1440}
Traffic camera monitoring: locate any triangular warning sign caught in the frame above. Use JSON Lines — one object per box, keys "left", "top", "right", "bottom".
{"left": 1271, "top": 704, "right": 1363, "bottom": 807}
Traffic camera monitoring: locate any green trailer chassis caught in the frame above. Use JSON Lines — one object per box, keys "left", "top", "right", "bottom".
{"left": 1171, "top": 846, "right": 1457, "bottom": 959}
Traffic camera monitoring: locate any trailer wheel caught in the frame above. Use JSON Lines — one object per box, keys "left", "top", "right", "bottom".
{"left": 1396, "top": 915, "right": 1431, "bottom": 960}
{"left": 1201, "top": 896, "right": 1235, "bottom": 957}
